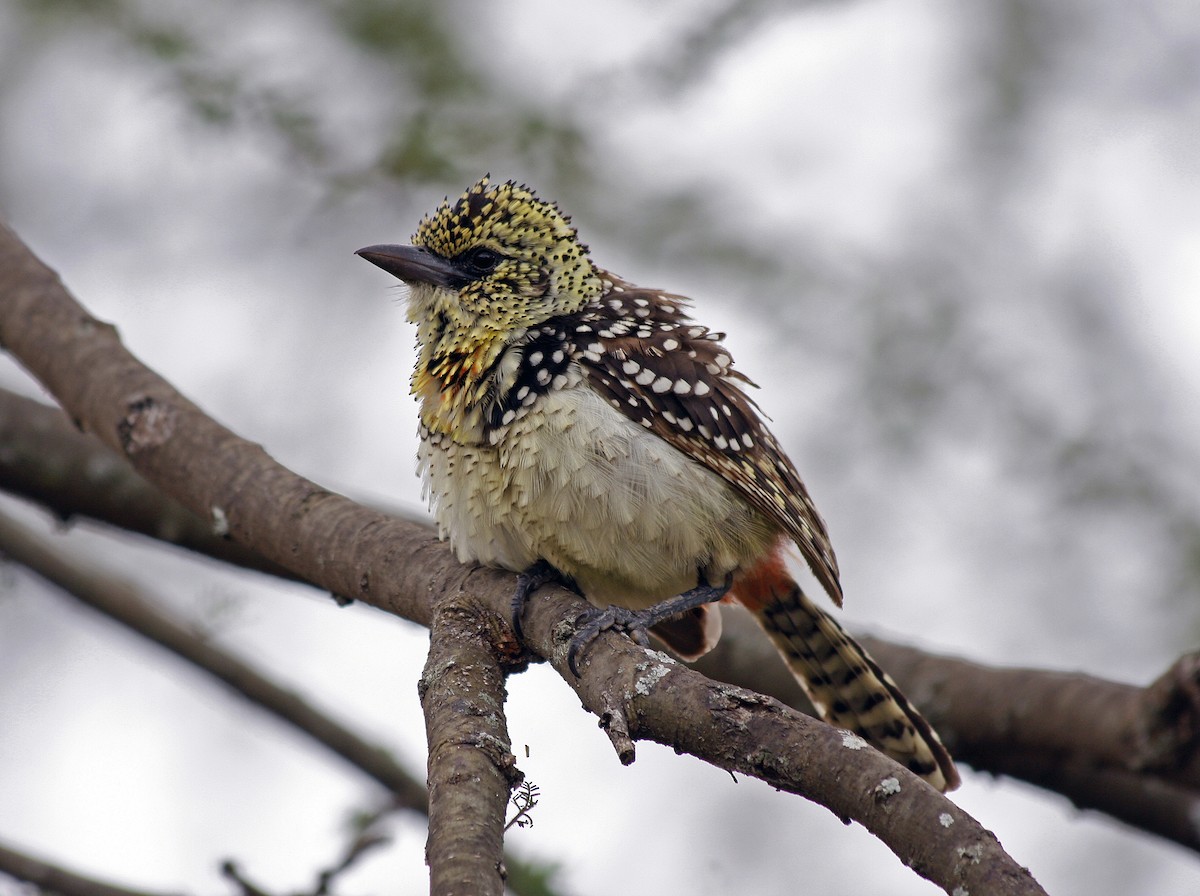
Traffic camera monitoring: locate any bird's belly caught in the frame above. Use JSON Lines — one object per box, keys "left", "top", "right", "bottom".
{"left": 419, "top": 387, "right": 777, "bottom": 609}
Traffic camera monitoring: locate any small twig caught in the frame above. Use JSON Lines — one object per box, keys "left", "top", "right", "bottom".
{"left": 219, "top": 860, "right": 273, "bottom": 896}
{"left": 504, "top": 781, "right": 541, "bottom": 832}
{"left": 312, "top": 803, "right": 395, "bottom": 896}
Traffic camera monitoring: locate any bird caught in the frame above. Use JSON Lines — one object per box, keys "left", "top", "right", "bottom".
{"left": 357, "top": 176, "right": 959, "bottom": 792}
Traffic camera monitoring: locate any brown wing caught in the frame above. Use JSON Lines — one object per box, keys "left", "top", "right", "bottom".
{"left": 570, "top": 279, "right": 843, "bottom": 605}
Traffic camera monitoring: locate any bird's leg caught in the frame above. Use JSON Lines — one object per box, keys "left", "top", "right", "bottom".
{"left": 567, "top": 572, "right": 734, "bottom": 675}
{"left": 512, "top": 560, "right": 577, "bottom": 638}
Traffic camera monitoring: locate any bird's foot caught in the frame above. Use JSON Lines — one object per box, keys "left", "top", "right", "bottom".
{"left": 567, "top": 606, "right": 654, "bottom": 675}
{"left": 511, "top": 560, "right": 576, "bottom": 638}
{"left": 566, "top": 574, "right": 733, "bottom": 675}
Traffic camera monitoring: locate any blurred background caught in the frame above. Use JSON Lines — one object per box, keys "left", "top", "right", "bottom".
{"left": 1, "top": 0, "right": 1198, "bottom": 893}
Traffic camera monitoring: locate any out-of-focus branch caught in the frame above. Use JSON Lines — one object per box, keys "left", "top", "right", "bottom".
{"left": 0, "top": 387, "right": 296, "bottom": 579}
{"left": 0, "top": 839, "right": 185, "bottom": 896}
{"left": 0, "top": 216, "right": 1046, "bottom": 894}
{"left": 420, "top": 594, "right": 522, "bottom": 896}
{"left": 0, "top": 492, "right": 568, "bottom": 896}
{"left": 695, "top": 610, "right": 1200, "bottom": 851}
{"left": 983, "top": 750, "right": 1200, "bottom": 851}
{"left": 0, "top": 504, "right": 429, "bottom": 813}
{"left": 860, "top": 638, "right": 1200, "bottom": 793}
{"left": 863, "top": 637, "right": 1200, "bottom": 852}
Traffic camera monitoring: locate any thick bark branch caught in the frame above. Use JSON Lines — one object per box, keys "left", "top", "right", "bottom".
{"left": 510, "top": 575, "right": 1044, "bottom": 896}
{"left": 0, "top": 388, "right": 295, "bottom": 578}
{"left": 0, "top": 222, "right": 438, "bottom": 629}
{"left": 0, "top": 219, "right": 1046, "bottom": 892}
{"left": 420, "top": 595, "right": 521, "bottom": 896}
{"left": 0, "top": 387, "right": 434, "bottom": 577}
{"left": 697, "top": 611, "right": 1200, "bottom": 850}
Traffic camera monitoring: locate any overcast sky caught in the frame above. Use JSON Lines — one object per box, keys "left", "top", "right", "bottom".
{"left": 2, "top": 1, "right": 1198, "bottom": 894}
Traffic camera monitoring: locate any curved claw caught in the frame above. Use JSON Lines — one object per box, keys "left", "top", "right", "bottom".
{"left": 565, "top": 574, "right": 734, "bottom": 675}
{"left": 567, "top": 606, "right": 653, "bottom": 675}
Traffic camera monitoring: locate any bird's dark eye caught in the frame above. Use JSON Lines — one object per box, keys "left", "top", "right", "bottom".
{"left": 463, "top": 247, "right": 501, "bottom": 274}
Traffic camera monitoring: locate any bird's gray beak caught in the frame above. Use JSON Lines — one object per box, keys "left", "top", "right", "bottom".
{"left": 356, "top": 244, "right": 461, "bottom": 288}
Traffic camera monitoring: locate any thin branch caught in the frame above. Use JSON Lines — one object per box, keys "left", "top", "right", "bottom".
{"left": 311, "top": 807, "right": 394, "bottom": 896}
{"left": 0, "top": 839, "right": 186, "bottom": 896}
{"left": 0, "top": 505, "right": 430, "bottom": 813}
{"left": 0, "top": 219, "right": 1046, "bottom": 892}
{"left": 420, "top": 594, "right": 522, "bottom": 896}
{"left": 220, "top": 802, "right": 400, "bottom": 896}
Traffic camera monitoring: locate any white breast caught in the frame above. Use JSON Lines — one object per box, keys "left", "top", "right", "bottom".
{"left": 418, "top": 382, "right": 777, "bottom": 609}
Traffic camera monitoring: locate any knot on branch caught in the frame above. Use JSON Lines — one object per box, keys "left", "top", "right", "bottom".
{"left": 117, "top": 395, "right": 178, "bottom": 455}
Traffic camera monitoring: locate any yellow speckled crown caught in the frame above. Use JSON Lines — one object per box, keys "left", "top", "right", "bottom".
{"left": 413, "top": 177, "right": 604, "bottom": 323}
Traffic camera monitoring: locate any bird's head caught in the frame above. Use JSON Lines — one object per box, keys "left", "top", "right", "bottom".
{"left": 358, "top": 177, "right": 605, "bottom": 437}
{"left": 357, "top": 177, "right": 604, "bottom": 339}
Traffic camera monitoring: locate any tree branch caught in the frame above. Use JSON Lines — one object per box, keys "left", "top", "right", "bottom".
{"left": 504, "top": 570, "right": 1045, "bottom": 895}
{"left": 0, "top": 222, "right": 437, "bottom": 629}
{"left": 0, "top": 505, "right": 430, "bottom": 812}
{"left": 0, "top": 509, "right": 568, "bottom": 896}
{"left": 0, "top": 387, "right": 296, "bottom": 579}
{"left": 4, "top": 351, "right": 1198, "bottom": 858}
{"left": 860, "top": 638, "right": 1200, "bottom": 792}
{"left": 420, "top": 594, "right": 522, "bottom": 896}
{"left": 0, "top": 839, "right": 186, "bottom": 896}
{"left": 0, "top": 219, "right": 1045, "bottom": 892}
{"left": 698, "top": 610, "right": 1200, "bottom": 851}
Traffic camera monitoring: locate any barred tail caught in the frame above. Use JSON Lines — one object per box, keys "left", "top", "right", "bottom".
{"left": 734, "top": 553, "right": 960, "bottom": 792}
